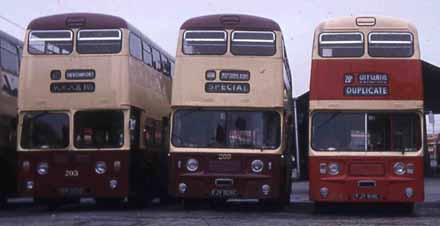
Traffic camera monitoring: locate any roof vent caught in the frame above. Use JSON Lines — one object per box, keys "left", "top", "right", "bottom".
{"left": 220, "top": 15, "right": 240, "bottom": 26}
{"left": 66, "top": 17, "right": 86, "bottom": 28}
{"left": 356, "top": 17, "right": 376, "bottom": 26}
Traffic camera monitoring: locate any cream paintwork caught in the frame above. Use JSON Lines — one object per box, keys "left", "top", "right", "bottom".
{"left": 18, "top": 28, "right": 171, "bottom": 152}
{"left": 310, "top": 100, "right": 423, "bottom": 111}
{"left": 170, "top": 30, "right": 287, "bottom": 154}
{"left": 312, "top": 16, "right": 420, "bottom": 60}
{"left": 172, "top": 30, "right": 284, "bottom": 108}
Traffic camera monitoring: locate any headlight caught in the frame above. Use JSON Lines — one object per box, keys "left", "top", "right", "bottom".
{"left": 251, "top": 159, "right": 264, "bottom": 173}
{"left": 319, "top": 163, "right": 327, "bottom": 175}
{"left": 186, "top": 158, "right": 199, "bottom": 172}
{"left": 95, "top": 161, "right": 107, "bottom": 175}
{"left": 393, "top": 162, "right": 406, "bottom": 175}
{"left": 328, "top": 162, "right": 340, "bottom": 176}
{"left": 37, "top": 162, "right": 49, "bottom": 175}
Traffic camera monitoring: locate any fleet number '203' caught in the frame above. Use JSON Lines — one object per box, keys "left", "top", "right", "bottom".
{"left": 65, "top": 170, "right": 79, "bottom": 177}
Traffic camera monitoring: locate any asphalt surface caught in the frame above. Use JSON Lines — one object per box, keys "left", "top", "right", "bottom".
{"left": 0, "top": 179, "right": 440, "bottom": 226}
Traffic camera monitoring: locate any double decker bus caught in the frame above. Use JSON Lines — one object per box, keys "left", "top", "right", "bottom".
{"left": 169, "top": 14, "right": 293, "bottom": 205}
{"left": 17, "top": 13, "right": 173, "bottom": 207}
{"left": 0, "top": 30, "right": 22, "bottom": 205}
{"left": 309, "top": 16, "right": 424, "bottom": 212}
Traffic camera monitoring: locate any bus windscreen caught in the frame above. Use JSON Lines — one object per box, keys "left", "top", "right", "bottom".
{"left": 368, "top": 32, "right": 414, "bottom": 57}
{"left": 311, "top": 112, "right": 421, "bottom": 152}
{"left": 172, "top": 110, "right": 280, "bottom": 149}
{"left": 28, "top": 30, "right": 73, "bottom": 55}
{"left": 231, "top": 31, "right": 276, "bottom": 56}
{"left": 183, "top": 30, "right": 227, "bottom": 55}
{"left": 21, "top": 112, "right": 69, "bottom": 149}
{"left": 319, "top": 32, "right": 364, "bottom": 57}
{"left": 77, "top": 29, "right": 122, "bottom": 54}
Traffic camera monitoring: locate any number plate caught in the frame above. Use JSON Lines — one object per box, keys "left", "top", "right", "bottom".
{"left": 59, "top": 187, "right": 83, "bottom": 197}
{"left": 210, "top": 189, "right": 238, "bottom": 198}
{"left": 353, "top": 193, "right": 380, "bottom": 200}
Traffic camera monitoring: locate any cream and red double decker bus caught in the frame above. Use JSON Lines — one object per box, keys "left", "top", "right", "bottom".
{"left": 0, "top": 30, "right": 22, "bottom": 205}
{"left": 309, "top": 16, "right": 424, "bottom": 211}
{"left": 169, "top": 14, "right": 293, "bottom": 205}
{"left": 17, "top": 13, "right": 173, "bottom": 207}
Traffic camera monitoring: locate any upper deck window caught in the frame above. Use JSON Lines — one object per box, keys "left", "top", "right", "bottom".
{"left": 183, "top": 30, "right": 227, "bottom": 55}
{"left": 311, "top": 112, "right": 421, "bottom": 152}
{"left": 368, "top": 32, "right": 414, "bottom": 57}
{"left": 129, "top": 33, "right": 142, "bottom": 60}
{"left": 0, "top": 39, "right": 19, "bottom": 75}
{"left": 77, "top": 29, "right": 122, "bottom": 54}
{"left": 28, "top": 30, "right": 73, "bottom": 55}
{"left": 318, "top": 32, "right": 364, "bottom": 57}
{"left": 21, "top": 112, "right": 69, "bottom": 149}
{"left": 231, "top": 31, "right": 276, "bottom": 56}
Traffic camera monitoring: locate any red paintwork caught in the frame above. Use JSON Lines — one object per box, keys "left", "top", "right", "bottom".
{"left": 17, "top": 151, "right": 129, "bottom": 199}
{"left": 310, "top": 59, "right": 423, "bottom": 100}
{"left": 169, "top": 152, "right": 287, "bottom": 200}
{"left": 309, "top": 156, "right": 424, "bottom": 203}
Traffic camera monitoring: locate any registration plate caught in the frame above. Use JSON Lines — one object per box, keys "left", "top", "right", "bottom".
{"left": 353, "top": 193, "right": 380, "bottom": 200}
{"left": 210, "top": 189, "right": 238, "bottom": 198}
{"left": 59, "top": 187, "right": 83, "bottom": 197}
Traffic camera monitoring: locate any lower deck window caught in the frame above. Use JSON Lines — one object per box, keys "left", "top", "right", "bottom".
{"left": 74, "top": 110, "right": 124, "bottom": 148}
{"left": 172, "top": 110, "right": 280, "bottom": 149}
{"left": 21, "top": 112, "right": 69, "bottom": 149}
{"left": 311, "top": 112, "right": 421, "bottom": 152}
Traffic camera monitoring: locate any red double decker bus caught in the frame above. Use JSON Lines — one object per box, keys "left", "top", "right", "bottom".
{"left": 309, "top": 16, "right": 424, "bottom": 212}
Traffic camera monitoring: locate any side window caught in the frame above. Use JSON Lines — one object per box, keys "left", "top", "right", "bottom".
{"left": 152, "top": 48, "right": 162, "bottom": 71}
{"left": 161, "top": 54, "right": 171, "bottom": 76}
{"left": 142, "top": 41, "right": 153, "bottom": 66}
{"left": 170, "top": 61, "right": 175, "bottom": 77}
{"left": 129, "top": 33, "right": 142, "bottom": 60}
{"left": 0, "top": 39, "right": 19, "bottom": 75}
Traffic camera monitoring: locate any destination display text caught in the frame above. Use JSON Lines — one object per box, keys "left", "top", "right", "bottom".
{"left": 65, "top": 70, "right": 96, "bottom": 80}
{"left": 358, "top": 73, "right": 389, "bottom": 84}
{"left": 205, "top": 82, "right": 250, "bottom": 93}
{"left": 344, "top": 86, "right": 389, "bottom": 96}
{"left": 50, "top": 82, "right": 95, "bottom": 93}
{"left": 220, "top": 70, "right": 250, "bottom": 81}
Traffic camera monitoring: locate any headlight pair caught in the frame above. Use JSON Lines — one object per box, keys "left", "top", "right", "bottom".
{"left": 320, "top": 162, "right": 340, "bottom": 176}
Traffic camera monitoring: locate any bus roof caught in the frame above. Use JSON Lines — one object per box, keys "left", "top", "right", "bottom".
{"left": 180, "top": 14, "right": 281, "bottom": 31}
{"left": 27, "top": 13, "right": 128, "bottom": 30}
{"left": 315, "top": 16, "right": 417, "bottom": 32}
{"left": 0, "top": 30, "right": 22, "bottom": 46}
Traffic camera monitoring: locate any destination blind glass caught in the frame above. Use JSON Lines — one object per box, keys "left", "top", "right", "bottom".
{"left": 312, "top": 112, "right": 421, "bottom": 152}
{"left": 183, "top": 30, "right": 227, "bottom": 55}
{"left": 319, "top": 32, "right": 364, "bottom": 57}
{"left": 368, "top": 32, "right": 414, "bottom": 57}
{"left": 28, "top": 30, "right": 73, "bottom": 55}
{"left": 77, "top": 29, "right": 122, "bottom": 54}
{"left": 172, "top": 110, "right": 280, "bottom": 149}
{"left": 231, "top": 31, "right": 276, "bottom": 56}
